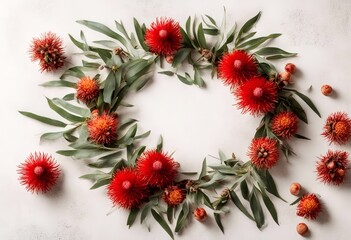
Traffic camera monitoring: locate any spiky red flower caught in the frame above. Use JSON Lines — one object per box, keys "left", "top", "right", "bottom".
{"left": 18, "top": 152, "right": 60, "bottom": 194}
{"left": 322, "top": 112, "right": 351, "bottom": 145}
{"left": 235, "top": 77, "right": 278, "bottom": 116}
{"left": 296, "top": 194, "right": 322, "bottom": 220}
{"left": 107, "top": 169, "right": 149, "bottom": 209}
{"left": 76, "top": 76, "right": 100, "bottom": 103}
{"left": 271, "top": 112, "right": 299, "bottom": 139}
{"left": 162, "top": 186, "right": 186, "bottom": 207}
{"left": 136, "top": 150, "right": 178, "bottom": 188}
{"left": 29, "top": 32, "right": 65, "bottom": 72}
{"left": 87, "top": 113, "right": 118, "bottom": 145}
{"left": 218, "top": 50, "right": 258, "bottom": 86}
{"left": 316, "top": 150, "right": 349, "bottom": 185}
{"left": 145, "top": 18, "right": 182, "bottom": 56}
{"left": 248, "top": 137, "right": 279, "bottom": 169}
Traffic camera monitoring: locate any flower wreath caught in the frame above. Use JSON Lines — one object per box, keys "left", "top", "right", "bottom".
{"left": 20, "top": 11, "right": 333, "bottom": 239}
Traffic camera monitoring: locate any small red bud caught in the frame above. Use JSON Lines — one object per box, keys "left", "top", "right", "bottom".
{"left": 321, "top": 85, "right": 333, "bottom": 96}
{"left": 165, "top": 55, "right": 174, "bottom": 64}
{"left": 296, "top": 223, "right": 308, "bottom": 235}
{"left": 289, "top": 182, "right": 301, "bottom": 196}
{"left": 285, "top": 63, "right": 296, "bottom": 74}
{"left": 193, "top": 208, "right": 207, "bottom": 222}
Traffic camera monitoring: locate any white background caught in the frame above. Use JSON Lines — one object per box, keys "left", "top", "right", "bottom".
{"left": 1, "top": 0, "right": 351, "bottom": 239}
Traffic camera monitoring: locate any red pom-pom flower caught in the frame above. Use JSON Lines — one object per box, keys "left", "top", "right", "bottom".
{"left": 218, "top": 50, "right": 258, "bottom": 86}
{"left": 296, "top": 194, "right": 322, "bottom": 220}
{"left": 136, "top": 150, "right": 178, "bottom": 188}
{"left": 316, "top": 150, "right": 349, "bottom": 185}
{"left": 145, "top": 18, "right": 182, "bottom": 56}
{"left": 322, "top": 112, "right": 351, "bottom": 145}
{"left": 271, "top": 111, "right": 299, "bottom": 139}
{"left": 29, "top": 32, "right": 66, "bottom": 72}
{"left": 248, "top": 137, "right": 279, "bottom": 169}
{"left": 235, "top": 77, "right": 278, "bottom": 116}
{"left": 87, "top": 112, "right": 118, "bottom": 145}
{"left": 162, "top": 185, "right": 186, "bottom": 207}
{"left": 18, "top": 152, "right": 60, "bottom": 194}
{"left": 76, "top": 76, "right": 100, "bottom": 103}
{"left": 107, "top": 169, "right": 149, "bottom": 209}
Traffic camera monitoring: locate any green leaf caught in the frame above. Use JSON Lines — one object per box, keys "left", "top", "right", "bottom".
{"left": 40, "top": 127, "right": 77, "bottom": 142}
{"left": 63, "top": 93, "right": 75, "bottom": 101}
{"left": 249, "top": 188, "right": 265, "bottom": 229}
{"left": 60, "top": 67, "right": 85, "bottom": 79}
{"left": 265, "top": 170, "right": 286, "bottom": 202}
{"left": 40, "top": 80, "right": 76, "bottom": 88}
{"left": 237, "top": 12, "right": 261, "bottom": 42}
{"left": 175, "top": 202, "right": 189, "bottom": 233}
{"left": 77, "top": 20, "right": 127, "bottom": 46}
{"left": 176, "top": 74, "right": 193, "bottom": 85}
{"left": 127, "top": 208, "right": 140, "bottom": 228}
{"left": 289, "top": 97, "right": 308, "bottom": 124}
{"left": 285, "top": 88, "right": 321, "bottom": 117}
{"left": 103, "top": 71, "right": 116, "bottom": 104}
{"left": 255, "top": 47, "right": 296, "bottom": 56}
{"left": 90, "top": 177, "right": 111, "bottom": 189}
{"left": 229, "top": 190, "right": 254, "bottom": 221}
{"left": 198, "top": 190, "right": 214, "bottom": 209}
{"left": 172, "top": 48, "right": 192, "bottom": 68}
{"left": 208, "top": 165, "right": 236, "bottom": 175}
{"left": 237, "top": 34, "right": 281, "bottom": 50}
{"left": 294, "top": 134, "right": 311, "bottom": 140}
{"left": 57, "top": 149, "right": 107, "bottom": 159}
{"left": 290, "top": 197, "right": 302, "bottom": 206}
{"left": 240, "top": 180, "right": 250, "bottom": 201}
{"left": 197, "top": 23, "right": 207, "bottom": 48}
{"left": 125, "top": 59, "right": 152, "bottom": 83}
{"left": 133, "top": 18, "right": 148, "bottom": 51}
{"left": 69, "top": 34, "right": 85, "bottom": 50}
{"left": 93, "top": 40, "right": 118, "bottom": 49}
{"left": 156, "top": 135, "right": 163, "bottom": 152}
{"left": 198, "top": 158, "right": 207, "bottom": 180}
{"left": 52, "top": 98, "right": 90, "bottom": 117}
{"left": 194, "top": 67, "right": 205, "bottom": 87}
{"left": 258, "top": 185, "right": 279, "bottom": 225}
{"left": 158, "top": 71, "right": 175, "bottom": 76}
{"left": 214, "top": 213, "right": 224, "bottom": 233}
{"left": 151, "top": 209, "right": 174, "bottom": 240}
{"left": 19, "top": 111, "right": 67, "bottom": 127}
{"left": 167, "top": 206, "right": 173, "bottom": 224}
{"left": 46, "top": 97, "right": 87, "bottom": 122}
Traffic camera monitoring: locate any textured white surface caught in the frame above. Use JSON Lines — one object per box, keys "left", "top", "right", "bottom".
{"left": 1, "top": 0, "right": 351, "bottom": 239}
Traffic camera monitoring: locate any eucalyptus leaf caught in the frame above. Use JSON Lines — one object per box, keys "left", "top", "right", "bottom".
{"left": 249, "top": 188, "right": 265, "bottom": 229}
{"left": 40, "top": 80, "right": 76, "bottom": 88}
{"left": 19, "top": 111, "right": 67, "bottom": 127}
{"left": 229, "top": 190, "right": 254, "bottom": 221}
{"left": 151, "top": 209, "right": 174, "bottom": 240}
{"left": 127, "top": 208, "right": 140, "bottom": 228}
{"left": 46, "top": 97, "right": 87, "bottom": 123}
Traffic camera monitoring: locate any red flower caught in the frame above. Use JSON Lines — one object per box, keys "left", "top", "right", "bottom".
{"left": 145, "top": 18, "right": 182, "bottom": 56}
{"left": 29, "top": 32, "right": 66, "bottom": 72}
{"left": 76, "top": 76, "right": 100, "bottom": 103}
{"left": 296, "top": 194, "right": 322, "bottom": 220}
{"left": 162, "top": 185, "right": 186, "bottom": 207}
{"left": 18, "top": 152, "right": 60, "bottom": 194}
{"left": 87, "top": 113, "right": 118, "bottom": 145}
{"left": 218, "top": 50, "right": 258, "bottom": 86}
{"left": 248, "top": 137, "right": 279, "bottom": 169}
{"left": 235, "top": 77, "right": 278, "bottom": 116}
{"left": 271, "top": 112, "right": 298, "bottom": 139}
{"left": 107, "top": 169, "right": 149, "bottom": 209}
{"left": 136, "top": 150, "right": 178, "bottom": 188}
{"left": 322, "top": 112, "right": 351, "bottom": 145}
{"left": 193, "top": 207, "right": 207, "bottom": 222}
{"left": 316, "top": 150, "right": 349, "bottom": 185}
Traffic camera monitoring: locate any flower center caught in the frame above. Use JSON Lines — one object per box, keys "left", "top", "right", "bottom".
{"left": 153, "top": 160, "right": 163, "bottom": 170}
{"left": 302, "top": 199, "right": 318, "bottom": 211}
{"left": 233, "top": 60, "right": 242, "bottom": 69}
{"left": 257, "top": 148, "right": 268, "bottom": 158}
{"left": 122, "top": 180, "right": 132, "bottom": 190}
{"left": 334, "top": 121, "right": 348, "bottom": 135}
{"left": 34, "top": 166, "right": 44, "bottom": 176}
{"left": 253, "top": 87, "right": 263, "bottom": 97}
{"left": 159, "top": 29, "right": 168, "bottom": 38}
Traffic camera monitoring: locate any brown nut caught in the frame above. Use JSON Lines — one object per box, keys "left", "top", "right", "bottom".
{"left": 321, "top": 84, "right": 333, "bottom": 96}
{"left": 296, "top": 223, "right": 309, "bottom": 235}
{"left": 289, "top": 182, "right": 301, "bottom": 196}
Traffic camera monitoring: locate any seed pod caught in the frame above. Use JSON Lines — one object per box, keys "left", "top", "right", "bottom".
{"left": 296, "top": 223, "right": 308, "bottom": 235}
{"left": 321, "top": 85, "right": 333, "bottom": 96}
{"left": 289, "top": 182, "right": 301, "bottom": 196}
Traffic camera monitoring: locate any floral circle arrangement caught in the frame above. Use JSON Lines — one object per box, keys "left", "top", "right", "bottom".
{"left": 20, "top": 11, "right": 348, "bottom": 238}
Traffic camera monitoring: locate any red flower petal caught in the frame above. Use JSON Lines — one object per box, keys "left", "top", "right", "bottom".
{"left": 248, "top": 137, "right": 279, "bottom": 169}
{"left": 218, "top": 50, "right": 258, "bottom": 86}
{"left": 271, "top": 112, "right": 299, "bottom": 139}
{"left": 145, "top": 18, "right": 182, "bottom": 56}
{"left": 87, "top": 113, "right": 118, "bottom": 145}
{"left": 18, "top": 152, "right": 60, "bottom": 194}
{"left": 296, "top": 194, "right": 322, "bottom": 220}
{"left": 235, "top": 77, "right": 278, "bottom": 116}
{"left": 136, "top": 150, "right": 178, "bottom": 188}
{"left": 107, "top": 169, "right": 149, "bottom": 209}
{"left": 29, "top": 32, "right": 66, "bottom": 72}
{"left": 76, "top": 76, "right": 100, "bottom": 103}
{"left": 322, "top": 112, "right": 351, "bottom": 145}
{"left": 316, "top": 150, "right": 349, "bottom": 185}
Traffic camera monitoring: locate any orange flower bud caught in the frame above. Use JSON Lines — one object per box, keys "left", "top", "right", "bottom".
{"left": 289, "top": 182, "right": 301, "bottom": 196}
{"left": 285, "top": 63, "right": 296, "bottom": 74}
{"left": 321, "top": 85, "right": 333, "bottom": 96}
{"left": 193, "top": 208, "right": 207, "bottom": 222}
{"left": 296, "top": 223, "right": 308, "bottom": 235}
